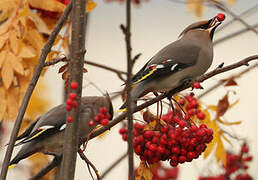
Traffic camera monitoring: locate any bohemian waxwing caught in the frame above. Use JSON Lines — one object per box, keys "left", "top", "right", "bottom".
{"left": 8, "top": 95, "right": 113, "bottom": 169}
{"left": 119, "top": 13, "right": 225, "bottom": 111}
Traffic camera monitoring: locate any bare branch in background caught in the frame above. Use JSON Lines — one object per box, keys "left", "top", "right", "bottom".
{"left": 78, "top": 151, "right": 101, "bottom": 180}
{"left": 209, "top": 0, "right": 258, "bottom": 34}
{"left": 0, "top": 2, "right": 73, "bottom": 179}
{"left": 101, "top": 152, "right": 128, "bottom": 179}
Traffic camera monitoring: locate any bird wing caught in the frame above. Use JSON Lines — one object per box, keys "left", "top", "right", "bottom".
{"left": 16, "top": 105, "right": 67, "bottom": 145}
{"left": 131, "top": 42, "right": 201, "bottom": 87}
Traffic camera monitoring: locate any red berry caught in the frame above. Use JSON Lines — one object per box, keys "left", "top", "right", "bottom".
{"left": 178, "top": 155, "right": 186, "bottom": 163}
{"left": 241, "top": 144, "right": 249, "bottom": 153}
{"left": 100, "top": 119, "right": 109, "bottom": 126}
{"left": 119, "top": 127, "right": 127, "bottom": 134}
{"left": 149, "top": 144, "right": 157, "bottom": 152}
{"left": 66, "top": 105, "right": 72, "bottom": 111}
{"left": 94, "top": 115, "right": 99, "bottom": 122}
{"left": 179, "top": 98, "right": 185, "bottom": 105}
{"left": 170, "top": 160, "right": 178, "bottom": 167}
{"left": 66, "top": 99, "right": 73, "bottom": 105}
{"left": 172, "top": 147, "right": 180, "bottom": 154}
{"left": 88, "top": 120, "right": 95, "bottom": 126}
{"left": 144, "top": 130, "right": 154, "bottom": 139}
{"left": 187, "top": 152, "right": 195, "bottom": 159}
{"left": 193, "top": 82, "right": 201, "bottom": 89}
{"left": 178, "top": 120, "right": 186, "bottom": 128}
{"left": 69, "top": 92, "right": 77, "bottom": 100}
{"left": 99, "top": 107, "right": 108, "bottom": 114}
{"left": 197, "top": 112, "right": 206, "bottom": 120}
{"left": 72, "top": 101, "right": 78, "bottom": 107}
{"left": 200, "top": 124, "right": 207, "bottom": 129}
{"left": 217, "top": 13, "right": 225, "bottom": 21}
{"left": 122, "top": 134, "right": 127, "bottom": 141}
{"left": 70, "top": 81, "right": 78, "bottom": 89}
{"left": 67, "top": 116, "right": 73, "bottom": 123}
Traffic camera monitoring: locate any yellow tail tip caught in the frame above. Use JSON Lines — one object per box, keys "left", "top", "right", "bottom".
{"left": 117, "top": 108, "right": 127, "bottom": 112}
{"left": 8, "top": 164, "right": 16, "bottom": 170}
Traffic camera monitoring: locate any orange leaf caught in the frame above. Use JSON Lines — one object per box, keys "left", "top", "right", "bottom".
{"left": 18, "top": 43, "right": 37, "bottom": 58}
{"left": 207, "top": 105, "right": 217, "bottom": 112}
{"left": 136, "top": 161, "right": 153, "bottom": 180}
{"left": 86, "top": 0, "right": 97, "bottom": 13}
{"left": 0, "top": 11, "right": 16, "bottom": 35}
{"left": 7, "top": 87, "right": 19, "bottom": 120}
{"left": 216, "top": 94, "right": 229, "bottom": 117}
{"left": 215, "top": 137, "right": 226, "bottom": 166}
{"left": 9, "top": 52, "right": 24, "bottom": 75}
{"left": 216, "top": 117, "right": 241, "bottom": 126}
{"left": 0, "top": 88, "right": 7, "bottom": 120}
{"left": 1, "top": 55, "right": 14, "bottom": 89}
{"left": 204, "top": 120, "right": 218, "bottom": 158}
{"left": 9, "top": 30, "right": 20, "bottom": 54}
{"left": 29, "top": 0, "right": 66, "bottom": 13}
{"left": 0, "top": 32, "right": 8, "bottom": 50}
{"left": 28, "top": 12, "right": 51, "bottom": 34}
{"left": 0, "top": 50, "right": 7, "bottom": 68}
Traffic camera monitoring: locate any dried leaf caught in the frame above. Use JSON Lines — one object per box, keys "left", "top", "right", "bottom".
{"left": 62, "top": 70, "right": 69, "bottom": 80}
{"left": 9, "top": 52, "right": 24, "bottom": 75}
{"left": 83, "top": 68, "right": 88, "bottom": 73}
{"left": 224, "top": 78, "right": 238, "bottom": 87}
{"left": 29, "top": 0, "right": 66, "bottom": 12}
{"left": 229, "top": 99, "right": 239, "bottom": 109}
{"left": 1, "top": 56, "right": 14, "bottom": 89}
{"left": 0, "top": 32, "right": 8, "bottom": 50}
{"left": 216, "top": 117, "right": 241, "bottom": 126}
{"left": 136, "top": 161, "right": 153, "bottom": 180}
{"left": 86, "top": 0, "right": 97, "bottom": 13}
{"left": 18, "top": 43, "right": 37, "bottom": 58}
{"left": 215, "top": 137, "right": 226, "bottom": 166}
{"left": 58, "top": 63, "right": 68, "bottom": 73}
{"left": 143, "top": 110, "right": 156, "bottom": 123}
{"left": 7, "top": 87, "right": 19, "bottom": 120}
{"left": 28, "top": 12, "right": 51, "bottom": 34}
{"left": 0, "top": 88, "right": 7, "bottom": 120}
{"left": 216, "top": 94, "right": 229, "bottom": 117}
{"left": 0, "top": 50, "right": 7, "bottom": 68}
{"left": 208, "top": 105, "right": 217, "bottom": 112}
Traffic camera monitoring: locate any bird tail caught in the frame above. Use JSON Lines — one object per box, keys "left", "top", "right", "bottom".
{"left": 118, "top": 103, "right": 127, "bottom": 112}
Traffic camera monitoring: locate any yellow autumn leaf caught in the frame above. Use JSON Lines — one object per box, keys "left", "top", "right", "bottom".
{"left": 0, "top": 32, "right": 8, "bottom": 50}
{"left": 204, "top": 120, "right": 218, "bottom": 158}
{"left": 0, "top": 88, "right": 7, "bottom": 120}
{"left": 6, "top": 87, "right": 19, "bottom": 120}
{"left": 0, "top": 0, "right": 17, "bottom": 22}
{"left": 25, "top": 29, "right": 45, "bottom": 53}
{"left": 86, "top": 0, "right": 97, "bottom": 13}
{"left": 1, "top": 56, "right": 14, "bottom": 89}
{"left": 8, "top": 52, "right": 24, "bottom": 75}
{"left": 216, "top": 117, "right": 242, "bottom": 126}
{"left": 9, "top": 31, "right": 19, "bottom": 54}
{"left": 221, "top": 133, "right": 232, "bottom": 146}
{"left": 28, "top": 12, "right": 51, "bottom": 34}
{"left": 137, "top": 161, "right": 153, "bottom": 180}
{"left": 18, "top": 43, "right": 37, "bottom": 58}
{"left": 0, "top": 50, "right": 7, "bottom": 68}
{"left": 215, "top": 137, "right": 226, "bottom": 166}
{"left": 229, "top": 99, "right": 240, "bottom": 109}
{"left": 29, "top": 0, "right": 66, "bottom": 12}
{"left": 144, "top": 120, "right": 156, "bottom": 131}
{"left": 208, "top": 105, "right": 217, "bottom": 111}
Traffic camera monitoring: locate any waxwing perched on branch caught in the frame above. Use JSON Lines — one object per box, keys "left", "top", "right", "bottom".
{"left": 8, "top": 95, "right": 113, "bottom": 169}
{"left": 119, "top": 13, "right": 226, "bottom": 111}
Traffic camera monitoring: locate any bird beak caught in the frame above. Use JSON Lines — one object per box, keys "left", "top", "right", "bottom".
{"left": 208, "top": 17, "right": 222, "bottom": 29}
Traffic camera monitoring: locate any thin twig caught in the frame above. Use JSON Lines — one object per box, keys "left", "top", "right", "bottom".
{"left": 78, "top": 151, "right": 101, "bottom": 180}
{"left": 85, "top": 60, "right": 127, "bottom": 82}
{"left": 101, "top": 152, "right": 128, "bottom": 179}
{"left": 88, "top": 55, "right": 258, "bottom": 140}
{"left": 214, "top": 23, "right": 258, "bottom": 45}
{"left": 209, "top": 0, "right": 258, "bottom": 34}
{"left": 0, "top": 2, "right": 72, "bottom": 179}
{"left": 197, "top": 62, "right": 258, "bottom": 99}
{"left": 29, "top": 156, "right": 62, "bottom": 180}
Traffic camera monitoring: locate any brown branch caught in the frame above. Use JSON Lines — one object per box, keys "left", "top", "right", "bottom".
{"left": 29, "top": 156, "right": 62, "bottom": 180}
{"left": 101, "top": 152, "right": 127, "bottom": 179}
{"left": 209, "top": 0, "right": 258, "bottom": 34}
{"left": 0, "top": 2, "right": 72, "bottom": 179}
{"left": 44, "top": 57, "right": 66, "bottom": 67}
{"left": 122, "top": 0, "right": 135, "bottom": 179}
{"left": 197, "top": 62, "right": 258, "bottom": 99}
{"left": 60, "top": 0, "right": 86, "bottom": 179}
{"left": 78, "top": 151, "right": 101, "bottom": 180}
{"left": 214, "top": 23, "right": 258, "bottom": 45}
{"left": 85, "top": 60, "right": 127, "bottom": 82}
{"left": 88, "top": 55, "right": 258, "bottom": 141}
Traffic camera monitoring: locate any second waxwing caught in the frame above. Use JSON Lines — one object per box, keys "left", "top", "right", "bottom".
{"left": 119, "top": 13, "right": 225, "bottom": 111}
{"left": 8, "top": 95, "right": 113, "bottom": 169}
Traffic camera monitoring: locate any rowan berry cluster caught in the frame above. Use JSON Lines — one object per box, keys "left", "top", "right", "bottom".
{"left": 119, "top": 93, "right": 213, "bottom": 167}
{"left": 88, "top": 107, "right": 111, "bottom": 127}
{"left": 199, "top": 143, "right": 253, "bottom": 180}
{"left": 66, "top": 82, "right": 79, "bottom": 123}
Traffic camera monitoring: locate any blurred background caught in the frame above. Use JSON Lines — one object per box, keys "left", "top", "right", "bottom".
{"left": 1, "top": 0, "right": 258, "bottom": 179}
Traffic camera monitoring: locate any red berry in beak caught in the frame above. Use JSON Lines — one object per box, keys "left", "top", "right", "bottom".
{"left": 217, "top": 13, "right": 225, "bottom": 22}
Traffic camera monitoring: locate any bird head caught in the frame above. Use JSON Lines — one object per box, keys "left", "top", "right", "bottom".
{"left": 179, "top": 13, "right": 226, "bottom": 40}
